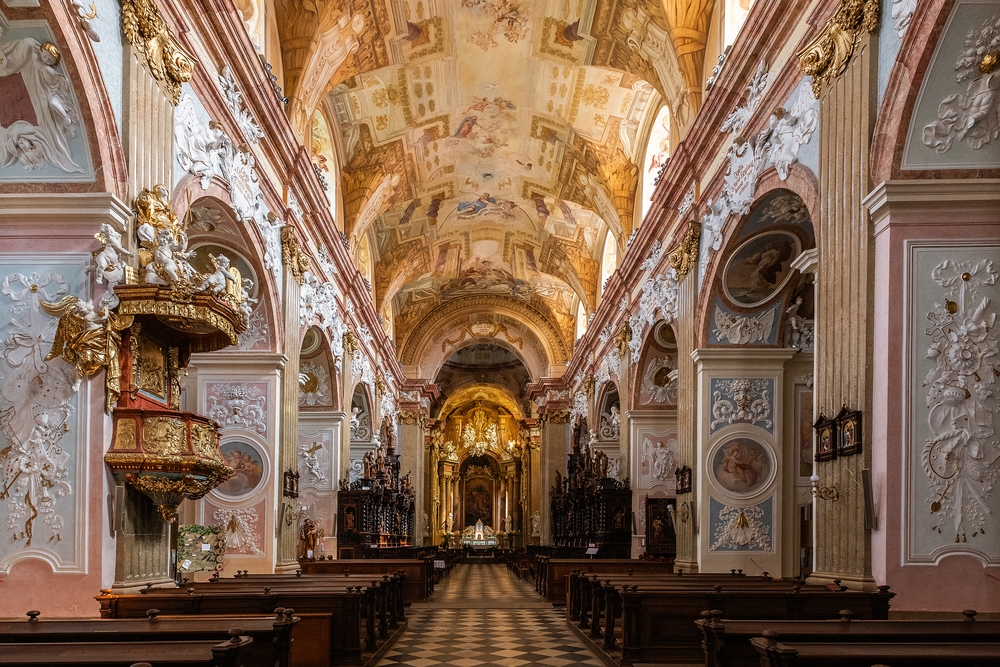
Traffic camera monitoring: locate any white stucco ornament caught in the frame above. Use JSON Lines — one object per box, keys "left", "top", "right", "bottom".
{"left": 923, "top": 15, "right": 1000, "bottom": 154}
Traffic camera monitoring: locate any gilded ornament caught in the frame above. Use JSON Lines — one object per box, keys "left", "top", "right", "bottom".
{"left": 797, "top": 0, "right": 879, "bottom": 97}
{"left": 142, "top": 416, "right": 186, "bottom": 456}
{"left": 613, "top": 321, "right": 633, "bottom": 359}
{"left": 374, "top": 373, "right": 388, "bottom": 399}
{"left": 667, "top": 221, "right": 702, "bottom": 278}
{"left": 343, "top": 329, "right": 359, "bottom": 356}
{"left": 40, "top": 296, "right": 133, "bottom": 411}
{"left": 582, "top": 374, "right": 596, "bottom": 399}
{"left": 114, "top": 419, "right": 137, "bottom": 450}
{"left": 120, "top": 0, "right": 194, "bottom": 104}
{"left": 281, "top": 225, "right": 311, "bottom": 286}
{"left": 191, "top": 424, "right": 219, "bottom": 460}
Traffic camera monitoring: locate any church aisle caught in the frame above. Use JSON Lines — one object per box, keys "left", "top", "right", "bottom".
{"left": 375, "top": 562, "right": 605, "bottom": 666}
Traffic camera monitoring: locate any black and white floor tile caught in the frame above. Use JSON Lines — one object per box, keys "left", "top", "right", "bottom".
{"left": 376, "top": 563, "right": 604, "bottom": 667}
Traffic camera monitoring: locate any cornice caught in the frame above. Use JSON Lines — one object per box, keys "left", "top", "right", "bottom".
{"left": 0, "top": 193, "right": 132, "bottom": 232}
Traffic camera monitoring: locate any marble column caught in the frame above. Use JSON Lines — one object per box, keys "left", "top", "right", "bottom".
{"left": 398, "top": 414, "right": 425, "bottom": 544}
{"left": 673, "top": 269, "right": 699, "bottom": 572}
{"left": 540, "top": 414, "right": 570, "bottom": 544}
{"left": 808, "top": 29, "right": 878, "bottom": 589}
{"left": 275, "top": 261, "right": 302, "bottom": 573}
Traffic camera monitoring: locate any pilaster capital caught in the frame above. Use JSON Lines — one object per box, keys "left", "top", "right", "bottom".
{"left": 797, "top": 0, "right": 879, "bottom": 97}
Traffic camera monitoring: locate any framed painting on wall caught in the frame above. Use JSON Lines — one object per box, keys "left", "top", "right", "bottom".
{"left": 836, "top": 406, "right": 862, "bottom": 457}
{"left": 645, "top": 497, "right": 676, "bottom": 558}
{"left": 813, "top": 414, "right": 837, "bottom": 462}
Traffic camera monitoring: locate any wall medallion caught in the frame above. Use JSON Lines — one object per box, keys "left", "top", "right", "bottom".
{"left": 710, "top": 437, "right": 773, "bottom": 497}
{"left": 214, "top": 440, "right": 267, "bottom": 499}
{"left": 723, "top": 231, "right": 801, "bottom": 308}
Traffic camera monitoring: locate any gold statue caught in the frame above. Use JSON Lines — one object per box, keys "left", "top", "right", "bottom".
{"left": 40, "top": 296, "right": 132, "bottom": 411}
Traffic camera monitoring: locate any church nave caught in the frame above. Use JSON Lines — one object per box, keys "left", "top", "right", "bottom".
{"left": 377, "top": 564, "right": 604, "bottom": 667}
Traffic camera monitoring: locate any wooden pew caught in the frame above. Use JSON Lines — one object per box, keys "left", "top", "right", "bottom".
{"left": 697, "top": 609, "right": 1000, "bottom": 667}
{"left": 298, "top": 558, "right": 432, "bottom": 601}
{"left": 568, "top": 569, "right": 769, "bottom": 631}
{"left": 97, "top": 587, "right": 370, "bottom": 667}
{"left": 0, "top": 631, "right": 252, "bottom": 666}
{"left": 610, "top": 585, "right": 894, "bottom": 665}
{"left": 537, "top": 558, "right": 676, "bottom": 605}
{"left": 186, "top": 571, "right": 405, "bottom": 634}
{"left": 0, "top": 609, "right": 294, "bottom": 667}
{"left": 751, "top": 630, "right": 1000, "bottom": 667}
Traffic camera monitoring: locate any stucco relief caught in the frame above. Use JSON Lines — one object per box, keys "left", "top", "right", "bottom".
{"left": 206, "top": 382, "right": 269, "bottom": 435}
{"left": 640, "top": 355, "right": 677, "bottom": 405}
{"left": 0, "top": 263, "right": 87, "bottom": 572}
{"left": 891, "top": 0, "right": 917, "bottom": 38}
{"left": 0, "top": 28, "right": 91, "bottom": 179}
{"left": 351, "top": 349, "right": 375, "bottom": 390}
{"left": 174, "top": 92, "right": 231, "bottom": 190}
{"left": 923, "top": 15, "right": 1000, "bottom": 154}
{"left": 629, "top": 269, "right": 679, "bottom": 362}
{"left": 218, "top": 66, "right": 264, "bottom": 144}
{"left": 907, "top": 246, "right": 1000, "bottom": 565}
{"left": 298, "top": 431, "right": 332, "bottom": 489}
{"left": 299, "top": 273, "right": 345, "bottom": 369}
{"left": 712, "top": 303, "right": 778, "bottom": 345}
{"left": 211, "top": 504, "right": 264, "bottom": 555}
{"left": 639, "top": 432, "right": 678, "bottom": 490}
{"left": 298, "top": 360, "right": 331, "bottom": 407}
{"left": 710, "top": 496, "right": 773, "bottom": 551}
{"left": 922, "top": 259, "right": 998, "bottom": 545}
{"left": 711, "top": 378, "right": 774, "bottom": 434}
{"left": 768, "top": 84, "right": 819, "bottom": 181}
{"left": 238, "top": 309, "right": 269, "bottom": 350}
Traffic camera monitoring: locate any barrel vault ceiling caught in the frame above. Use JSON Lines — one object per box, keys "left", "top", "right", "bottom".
{"left": 276, "top": 0, "right": 715, "bottom": 373}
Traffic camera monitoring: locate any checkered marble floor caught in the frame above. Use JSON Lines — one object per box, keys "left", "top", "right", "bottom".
{"left": 375, "top": 563, "right": 604, "bottom": 666}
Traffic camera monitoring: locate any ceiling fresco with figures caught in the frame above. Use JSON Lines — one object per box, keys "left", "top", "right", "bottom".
{"left": 272, "top": 0, "right": 716, "bottom": 363}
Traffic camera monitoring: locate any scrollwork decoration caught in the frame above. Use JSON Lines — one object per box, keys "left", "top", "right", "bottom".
{"left": 120, "top": 0, "right": 195, "bottom": 104}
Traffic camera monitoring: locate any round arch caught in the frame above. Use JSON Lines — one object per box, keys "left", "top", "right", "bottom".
{"left": 398, "top": 295, "right": 569, "bottom": 379}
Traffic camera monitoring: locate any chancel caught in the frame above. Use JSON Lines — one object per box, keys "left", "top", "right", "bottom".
{"left": 0, "top": 0, "right": 998, "bottom": 666}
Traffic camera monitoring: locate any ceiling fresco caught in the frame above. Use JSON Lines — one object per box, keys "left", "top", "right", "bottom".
{"left": 278, "top": 0, "right": 714, "bottom": 367}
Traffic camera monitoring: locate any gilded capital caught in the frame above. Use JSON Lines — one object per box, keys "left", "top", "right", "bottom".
{"left": 798, "top": 0, "right": 879, "bottom": 98}
{"left": 582, "top": 374, "right": 596, "bottom": 399}
{"left": 343, "top": 329, "right": 359, "bottom": 356}
{"left": 667, "top": 221, "right": 702, "bottom": 277}
{"left": 121, "top": 0, "right": 195, "bottom": 104}
{"left": 280, "top": 225, "right": 311, "bottom": 285}
{"left": 613, "top": 320, "right": 633, "bottom": 359}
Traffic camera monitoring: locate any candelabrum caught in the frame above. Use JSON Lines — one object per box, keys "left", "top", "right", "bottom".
{"left": 810, "top": 474, "right": 840, "bottom": 501}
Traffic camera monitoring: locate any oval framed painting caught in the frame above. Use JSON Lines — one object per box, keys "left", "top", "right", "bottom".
{"left": 214, "top": 440, "right": 268, "bottom": 499}
{"left": 722, "top": 231, "right": 801, "bottom": 308}
{"left": 709, "top": 437, "right": 773, "bottom": 498}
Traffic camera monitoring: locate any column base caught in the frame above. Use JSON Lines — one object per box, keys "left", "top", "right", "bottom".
{"left": 673, "top": 558, "right": 699, "bottom": 573}
{"left": 807, "top": 571, "right": 877, "bottom": 591}
{"left": 111, "top": 576, "right": 175, "bottom": 594}
{"left": 274, "top": 560, "right": 301, "bottom": 574}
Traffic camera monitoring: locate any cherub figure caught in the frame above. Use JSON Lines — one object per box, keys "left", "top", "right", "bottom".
{"left": 197, "top": 253, "right": 237, "bottom": 296}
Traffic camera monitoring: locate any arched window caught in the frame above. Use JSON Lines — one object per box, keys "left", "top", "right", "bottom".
{"left": 641, "top": 105, "right": 671, "bottom": 220}
{"left": 599, "top": 228, "right": 617, "bottom": 302}
{"left": 357, "top": 234, "right": 374, "bottom": 299}
{"left": 311, "top": 110, "right": 339, "bottom": 213}
{"left": 576, "top": 301, "right": 588, "bottom": 341}
{"left": 724, "top": 0, "right": 753, "bottom": 48}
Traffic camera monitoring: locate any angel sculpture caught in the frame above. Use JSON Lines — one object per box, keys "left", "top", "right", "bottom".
{"left": 40, "top": 296, "right": 132, "bottom": 410}
{"left": 91, "top": 223, "right": 133, "bottom": 286}
{"left": 197, "top": 253, "right": 237, "bottom": 297}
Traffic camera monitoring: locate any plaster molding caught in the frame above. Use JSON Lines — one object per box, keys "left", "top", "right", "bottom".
{"left": 0, "top": 193, "right": 131, "bottom": 232}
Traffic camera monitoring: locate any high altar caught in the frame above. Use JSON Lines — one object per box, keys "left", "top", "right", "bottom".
{"left": 462, "top": 519, "right": 498, "bottom": 549}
